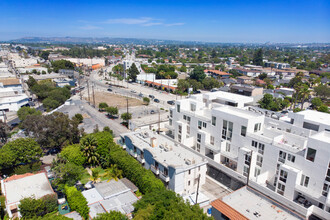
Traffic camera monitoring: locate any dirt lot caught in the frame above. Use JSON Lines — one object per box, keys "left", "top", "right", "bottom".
{"left": 84, "top": 92, "right": 143, "bottom": 109}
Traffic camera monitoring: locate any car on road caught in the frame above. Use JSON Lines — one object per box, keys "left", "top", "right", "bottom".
{"left": 167, "top": 100, "right": 175, "bottom": 105}
{"left": 107, "top": 88, "right": 112, "bottom": 92}
{"left": 150, "top": 110, "right": 155, "bottom": 114}
{"left": 149, "top": 95, "right": 155, "bottom": 99}
{"left": 138, "top": 93, "right": 143, "bottom": 97}
{"left": 154, "top": 98, "right": 160, "bottom": 103}
{"left": 131, "top": 90, "right": 137, "bottom": 93}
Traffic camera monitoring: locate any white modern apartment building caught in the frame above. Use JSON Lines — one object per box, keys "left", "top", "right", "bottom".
{"left": 168, "top": 91, "right": 330, "bottom": 220}
{"left": 119, "top": 129, "right": 208, "bottom": 196}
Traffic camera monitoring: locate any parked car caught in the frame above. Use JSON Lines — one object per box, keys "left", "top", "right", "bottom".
{"left": 131, "top": 90, "right": 137, "bottom": 93}
{"left": 149, "top": 95, "right": 155, "bottom": 99}
{"left": 193, "top": 90, "right": 201, "bottom": 94}
{"left": 138, "top": 93, "right": 143, "bottom": 97}
{"left": 150, "top": 110, "right": 155, "bottom": 114}
{"left": 154, "top": 98, "right": 160, "bottom": 103}
{"left": 167, "top": 100, "right": 175, "bottom": 105}
{"left": 107, "top": 88, "right": 112, "bottom": 92}
{"left": 210, "top": 88, "right": 218, "bottom": 92}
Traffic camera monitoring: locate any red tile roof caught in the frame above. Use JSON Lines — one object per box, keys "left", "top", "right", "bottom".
{"left": 211, "top": 199, "right": 248, "bottom": 220}
{"left": 4, "top": 173, "right": 35, "bottom": 182}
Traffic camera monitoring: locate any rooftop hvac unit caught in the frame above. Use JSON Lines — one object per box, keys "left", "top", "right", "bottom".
{"left": 185, "top": 158, "right": 195, "bottom": 165}
{"left": 164, "top": 144, "right": 173, "bottom": 152}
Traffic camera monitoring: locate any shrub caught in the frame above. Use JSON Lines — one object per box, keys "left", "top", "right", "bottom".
{"left": 18, "top": 194, "right": 57, "bottom": 218}
{"left": 94, "top": 211, "right": 128, "bottom": 220}
{"left": 13, "top": 161, "right": 42, "bottom": 175}
{"left": 64, "top": 186, "right": 89, "bottom": 219}
{"left": 60, "top": 144, "right": 86, "bottom": 166}
{"left": 73, "top": 113, "right": 83, "bottom": 123}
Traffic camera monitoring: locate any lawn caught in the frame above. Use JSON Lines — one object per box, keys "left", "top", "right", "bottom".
{"left": 80, "top": 167, "right": 108, "bottom": 185}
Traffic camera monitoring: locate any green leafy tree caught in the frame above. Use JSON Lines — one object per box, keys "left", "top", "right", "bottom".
{"left": 311, "top": 98, "right": 323, "bottom": 109}
{"left": 106, "top": 106, "right": 118, "bottom": 117}
{"left": 60, "top": 144, "right": 86, "bottom": 166}
{"left": 94, "top": 211, "right": 128, "bottom": 220}
{"left": 318, "top": 105, "right": 329, "bottom": 113}
{"left": 0, "top": 138, "right": 42, "bottom": 170}
{"left": 202, "top": 77, "right": 221, "bottom": 90}
{"left": 51, "top": 60, "right": 75, "bottom": 73}
{"left": 40, "top": 51, "right": 50, "bottom": 60}
{"left": 103, "top": 164, "right": 123, "bottom": 182}
{"left": 99, "top": 102, "right": 108, "bottom": 111}
{"left": 189, "top": 66, "right": 206, "bottom": 82}
{"left": 299, "top": 85, "right": 311, "bottom": 109}
{"left": 27, "top": 76, "right": 37, "bottom": 88}
{"left": 121, "top": 112, "right": 132, "bottom": 121}
{"left": 19, "top": 194, "right": 57, "bottom": 219}
{"left": 52, "top": 161, "right": 85, "bottom": 187}
{"left": 314, "top": 84, "right": 330, "bottom": 99}
{"left": 89, "top": 167, "right": 101, "bottom": 183}
{"left": 17, "top": 106, "right": 42, "bottom": 121}
{"left": 73, "top": 113, "right": 83, "bottom": 123}
{"left": 128, "top": 63, "right": 140, "bottom": 82}
{"left": 253, "top": 49, "right": 263, "bottom": 66}
{"left": 143, "top": 97, "right": 150, "bottom": 105}
{"left": 21, "top": 112, "right": 80, "bottom": 150}
{"left": 179, "top": 65, "right": 187, "bottom": 72}
{"left": 0, "top": 121, "right": 10, "bottom": 147}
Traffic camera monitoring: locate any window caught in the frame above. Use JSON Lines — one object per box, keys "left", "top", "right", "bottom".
{"left": 241, "top": 126, "right": 247, "bottom": 137}
{"left": 188, "top": 181, "right": 190, "bottom": 186}
{"left": 279, "top": 170, "right": 288, "bottom": 183}
{"left": 196, "top": 143, "right": 200, "bottom": 152}
{"left": 197, "top": 133, "right": 201, "bottom": 143}
{"left": 300, "top": 175, "right": 309, "bottom": 187}
{"left": 256, "top": 155, "right": 263, "bottom": 167}
{"left": 178, "top": 134, "right": 182, "bottom": 142}
{"left": 222, "top": 120, "right": 233, "bottom": 141}
{"left": 278, "top": 151, "right": 286, "bottom": 163}
{"left": 183, "top": 115, "right": 187, "bottom": 120}
{"left": 326, "top": 163, "right": 330, "bottom": 182}
{"left": 303, "top": 122, "right": 319, "bottom": 132}
{"left": 251, "top": 140, "right": 258, "bottom": 148}
{"left": 258, "top": 143, "right": 265, "bottom": 155}
{"left": 212, "top": 116, "right": 216, "bottom": 126}
{"left": 169, "top": 119, "right": 172, "bottom": 126}
{"left": 187, "top": 116, "right": 191, "bottom": 124}
{"left": 245, "top": 154, "right": 251, "bottom": 166}
{"left": 202, "top": 122, "right": 207, "bottom": 128}
{"left": 178, "top": 125, "right": 182, "bottom": 134}
{"left": 225, "top": 142, "right": 231, "bottom": 152}
{"left": 323, "top": 183, "right": 330, "bottom": 197}
{"left": 198, "top": 121, "right": 202, "bottom": 129}
{"left": 170, "top": 109, "right": 173, "bottom": 117}
{"left": 277, "top": 182, "right": 285, "bottom": 195}
{"left": 254, "top": 123, "right": 261, "bottom": 132}
{"left": 188, "top": 170, "right": 191, "bottom": 175}
{"left": 306, "top": 148, "right": 317, "bottom": 162}
{"left": 187, "top": 125, "right": 190, "bottom": 135}
{"left": 190, "top": 103, "right": 196, "bottom": 111}
{"left": 287, "top": 154, "right": 295, "bottom": 163}
{"left": 177, "top": 104, "right": 180, "bottom": 113}
{"left": 210, "top": 136, "right": 214, "bottom": 145}
{"left": 164, "top": 168, "right": 168, "bottom": 176}
{"left": 254, "top": 168, "right": 261, "bottom": 177}
{"left": 243, "top": 166, "right": 249, "bottom": 177}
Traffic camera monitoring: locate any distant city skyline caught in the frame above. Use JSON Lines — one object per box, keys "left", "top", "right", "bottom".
{"left": 1, "top": 0, "right": 329, "bottom": 43}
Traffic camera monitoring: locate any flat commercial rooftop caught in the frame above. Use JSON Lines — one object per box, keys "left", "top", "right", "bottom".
{"left": 296, "top": 110, "right": 330, "bottom": 125}
{"left": 311, "top": 131, "right": 330, "bottom": 143}
{"left": 214, "top": 187, "right": 303, "bottom": 220}
{"left": 204, "top": 91, "right": 254, "bottom": 104}
{"left": 123, "top": 129, "right": 207, "bottom": 169}
{"left": 94, "top": 179, "right": 130, "bottom": 199}
{"left": 4, "top": 173, "right": 54, "bottom": 205}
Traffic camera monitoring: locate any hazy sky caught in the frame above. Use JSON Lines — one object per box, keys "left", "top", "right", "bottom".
{"left": 1, "top": 0, "right": 329, "bottom": 43}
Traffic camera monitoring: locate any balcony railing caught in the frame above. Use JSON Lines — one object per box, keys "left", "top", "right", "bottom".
{"left": 129, "top": 150, "right": 137, "bottom": 158}
{"left": 137, "top": 156, "right": 145, "bottom": 164}
{"left": 150, "top": 165, "right": 159, "bottom": 175}
{"left": 159, "top": 172, "right": 170, "bottom": 182}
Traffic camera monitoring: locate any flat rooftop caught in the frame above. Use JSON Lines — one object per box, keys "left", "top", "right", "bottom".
{"left": 310, "top": 131, "right": 330, "bottom": 143}
{"left": 3, "top": 173, "right": 54, "bottom": 205}
{"left": 203, "top": 91, "right": 254, "bottom": 104}
{"left": 123, "top": 130, "right": 207, "bottom": 169}
{"left": 214, "top": 105, "right": 263, "bottom": 120}
{"left": 296, "top": 110, "right": 330, "bottom": 125}
{"left": 216, "top": 187, "right": 303, "bottom": 220}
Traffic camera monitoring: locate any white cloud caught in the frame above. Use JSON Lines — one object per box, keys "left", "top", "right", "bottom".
{"left": 80, "top": 25, "right": 102, "bottom": 30}
{"left": 165, "top": 23, "right": 185, "bottom": 27}
{"left": 105, "top": 17, "right": 153, "bottom": 25}
{"left": 142, "top": 22, "right": 163, "bottom": 26}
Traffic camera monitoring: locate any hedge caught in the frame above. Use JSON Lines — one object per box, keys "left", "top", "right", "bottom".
{"left": 108, "top": 142, "right": 165, "bottom": 194}
{"left": 64, "top": 186, "right": 89, "bottom": 219}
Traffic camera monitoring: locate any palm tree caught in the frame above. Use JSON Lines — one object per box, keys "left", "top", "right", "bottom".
{"left": 103, "top": 164, "right": 123, "bottom": 182}
{"left": 300, "top": 85, "right": 311, "bottom": 110}
{"left": 166, "top": 74, "right": 171, "bottom": 93}
{"left": 291, "top": 84, "right": 302, "bottom": 110}
{"left": 81, "top": 136, "right": 100, "bottom": 167}
{"left": 89, "top": 168, "right": 101, "bottom": 183}
{"left": 159, "top": 70, "right": 165, "bottom": 90}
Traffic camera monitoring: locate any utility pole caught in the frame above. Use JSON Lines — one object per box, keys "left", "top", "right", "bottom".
{"left": 92, "top": 83, "right": 96, "bottom": 108}
{"left": 158, "top": 109, "right": 160, "bottom": 134}
{"left": 87, "top": 80, "right": 91, "bottom": 104}
{"left": 126, "top": 97, "right": 129, "bottom": 130}
{"left": 195, "top": 174, "right": 201, "bottom": 204}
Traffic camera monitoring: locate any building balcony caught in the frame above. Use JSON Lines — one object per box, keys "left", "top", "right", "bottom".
{"left": 205, "top": 142, "right": 221, "bottom": 153}
{"left": 150, "top": 165, "right": 159, "bottom": 175}
{"left": 221, "top": 160, "right": 237, "bottom": 171}
{"left": 159, "top": 172, "right": 170, "bottom": 182}
{"left": 129, "top": 149, "right": 137, "bottom": 158}
{"left": 137, "top": 156, "right": 145, "bottom": 164}
{"left": 220, "top": 150, "right": 238, "bottom": 161}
